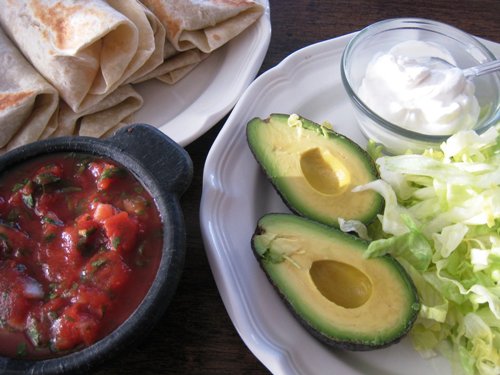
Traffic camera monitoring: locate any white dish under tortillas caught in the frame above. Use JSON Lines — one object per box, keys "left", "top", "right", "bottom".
{"left": 134, "top": 0, "right": 271, "bottom": 146}
{"left": 0, "top": 0, "right": 270, "bottom": 150}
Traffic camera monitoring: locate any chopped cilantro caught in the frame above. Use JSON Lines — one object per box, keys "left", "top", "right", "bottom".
{"left": 78, "top": 227, "right": 96, "bottom": 238}
{"left": 91, "top": 258, "right": 107, "bottom": 269}
{"left": 48, "top": 292, "right": 58, "bottom": 300}
{"left": 99, "top": 167, "right": 124, "bottom": 181}
{"left": 44, "top": 233, "right": 56, "bottom": 242}
{"left": 16, "top": 342, "right": 27, "bottom": 357}
{"left": 12, "top": 179, "right": 28, "bottom": 192}
{"left": 22, "top": 194, "right": 34, "bottom": 208}
{"left": 112, "top": 236, "right": 121, "bottom": 249}
{"left": 42, "top": 216, "right": 63, "bottom": 226}
{"left": 76, "top": 160, "right": 90, "bottom": 174}
{"left": 34, "top": 172, "right": 60, "bottom": 185}
{"left": 26, "top": 321, "right": 41, "bottom": 347}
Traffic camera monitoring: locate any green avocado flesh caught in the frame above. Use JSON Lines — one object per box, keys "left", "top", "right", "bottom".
{"left": 252, "top": 213, "right": 420, "bottom": 350}
{"left": 246, "top": 113, "right": 383, "bottom": 227}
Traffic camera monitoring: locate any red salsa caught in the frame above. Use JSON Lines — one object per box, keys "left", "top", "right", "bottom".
{"left": 0, "top": 153, "right": 163, "bottom": 358}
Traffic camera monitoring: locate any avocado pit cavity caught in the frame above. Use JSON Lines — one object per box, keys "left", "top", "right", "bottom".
{"left": 300, "top": 148, "right": 350, "bottom": 195}
{"left": 251, "top": 213, "right": 420, "bottom": 350}
{"left": 310, "top": 260, "right": 372, "bottom": 308}
{"left": 246, "top": 114, "right": 384, "bottom": 227}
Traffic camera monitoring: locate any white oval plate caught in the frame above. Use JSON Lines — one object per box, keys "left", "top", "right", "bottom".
{"left": 133, "top": 1, "right": 271, "bottom": 147}
{"left": 200, "top": 33, "right": 500, "bottom": 375}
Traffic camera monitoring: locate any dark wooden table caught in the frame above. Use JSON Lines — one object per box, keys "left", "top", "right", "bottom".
{"left": 97, "top": 1, "right": 499, "bottom": 374}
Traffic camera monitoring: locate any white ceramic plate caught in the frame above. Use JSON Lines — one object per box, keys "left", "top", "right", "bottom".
{"left": 132, "top": 1, "right": 271, "bottom": 147}
{"left": 200, "top": 33, "right": 500, "bottom": 375}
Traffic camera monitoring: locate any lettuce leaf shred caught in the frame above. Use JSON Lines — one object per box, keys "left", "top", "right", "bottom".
{"left": 355, "top": 125, "right": 500, "bottom": 375}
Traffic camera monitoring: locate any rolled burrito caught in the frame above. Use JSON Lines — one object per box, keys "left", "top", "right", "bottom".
{"left": 132, "top": 42, "right": 209, "bottom": 84}
{"left": 140, "top": 0, "right": 265, "bottom": 53}
{"left": 0, "top": 0, "right": 154, "bottom": 113}
{"left": 54, "top": 84, "right": 144, "bottom": 138}
{"left": 114, "top": 0, "right": 167, "bottom": 84}
{"left": 0, "top": 27, "right": 59, "bottom": 153}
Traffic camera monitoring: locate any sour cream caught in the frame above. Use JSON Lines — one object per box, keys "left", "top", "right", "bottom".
{"left": 358, "top": 40, "right": 480, "bottom": 135}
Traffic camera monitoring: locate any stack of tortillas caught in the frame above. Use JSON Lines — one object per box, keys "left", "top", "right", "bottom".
{"left": 0, "top": 0, "right": 264, "bottom": 153}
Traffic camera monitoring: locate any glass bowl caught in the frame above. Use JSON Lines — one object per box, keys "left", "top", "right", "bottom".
{"left": 341, "top": 18, "right": 500, "bottom": 154}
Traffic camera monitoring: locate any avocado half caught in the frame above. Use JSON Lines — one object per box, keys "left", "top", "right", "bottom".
{"left": 247, "top": 114, "right": 383, "bottom": 227}
{"left": 252, "top": 213, "right": 420, "bottom": 350}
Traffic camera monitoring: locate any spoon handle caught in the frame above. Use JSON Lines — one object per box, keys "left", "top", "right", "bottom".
{"left": 463, "top": 59, "right": 500, "bottom": 78}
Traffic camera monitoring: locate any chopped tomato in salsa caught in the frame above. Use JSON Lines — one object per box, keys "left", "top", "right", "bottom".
{"left": 0, "top": 153, "right": 162, "bottom": 358}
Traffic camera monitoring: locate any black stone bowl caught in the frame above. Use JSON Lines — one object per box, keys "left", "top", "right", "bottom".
{"left": 0, "top": 124, "right": 193, "bottom": 374}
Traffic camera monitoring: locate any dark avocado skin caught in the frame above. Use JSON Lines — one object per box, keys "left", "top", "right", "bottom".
{"left": 246, "top": 113, "right": 384, "bottom": 228}
{"left": 251, "top": 213, "right": 420, "bottom": 351}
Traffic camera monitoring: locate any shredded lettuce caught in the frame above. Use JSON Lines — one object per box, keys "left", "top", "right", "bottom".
{"left": 338, "top": 217, "right": 371, "bottom": 240}
{"left": 357, "top": 124, "right": 500, "bottom": 375}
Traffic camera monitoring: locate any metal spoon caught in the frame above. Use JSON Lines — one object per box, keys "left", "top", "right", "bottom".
{"left": 462, "top": 59, "right": 500, "bottom": 78}
{"left": 418, "top": 57, "right": 500, "bottom": 78}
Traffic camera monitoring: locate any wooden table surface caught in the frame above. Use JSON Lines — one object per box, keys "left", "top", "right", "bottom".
{"left": 96, "top": 1, "right": 499, "bottom": 374}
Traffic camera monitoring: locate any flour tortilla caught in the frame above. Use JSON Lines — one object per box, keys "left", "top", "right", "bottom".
{"left": 55, "top": 85, "right": 144, "bottom": 138}
{"left": 133, "top": 45, "right": 209, "bottom": 84}
{"left": 0, "top": 0, "right": 153, "bottom": 113}
{"left": 0, "top": 0, "right": 265, "bottom": 151}
{"left": 140, "top": 0, "right": 264, "bottom": 53}
{"left": 118, "top": 1, "right": 168, "bottom": 84}
{"left": 0, "top": 27, "right": 59, "bottom": 153}
{"left": 156, "top": 53, "right": 208, "bottom": 84}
